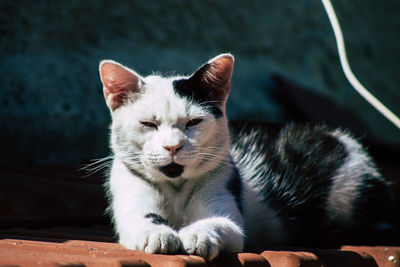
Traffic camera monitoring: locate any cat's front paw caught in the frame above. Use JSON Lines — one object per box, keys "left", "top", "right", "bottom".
{"left": 120, "top": 226, "right": 182, "bottom": 254}
{"left": 179, "top": 226, "right": 221, "bottom": 260}
{"left": 179, "top": 218, "right": 244, "bottom": 260}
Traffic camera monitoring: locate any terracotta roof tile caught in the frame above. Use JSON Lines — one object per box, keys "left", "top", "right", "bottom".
{"left": 342, "top": 246, "right": 400, "bottom": 267}
{"left": 260, "top": 251, "right": 321, "bottom": 267}
{"left": 1, "top": 239, "right": 398, "bottom": 267}
{"left": 0, "top": 165, "right": 399, "bottom": 266}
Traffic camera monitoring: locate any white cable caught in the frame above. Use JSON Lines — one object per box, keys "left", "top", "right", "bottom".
{"left": 321, "top": 0, "right": 400, "bottom": 130}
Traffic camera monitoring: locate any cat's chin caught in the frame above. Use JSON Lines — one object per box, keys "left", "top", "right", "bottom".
{"left": 159, "top": 163, "right": 184, "bottom": 178}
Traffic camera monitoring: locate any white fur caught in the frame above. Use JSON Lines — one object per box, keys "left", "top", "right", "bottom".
{"left": 231, "top": 132, "right": 286, "bottom": 248}
{"left": 242, "top": 184, "right": 287, "bottom": 248}
{"left": 109, "top": 155, "right": 244, "bottom": 259}
{"left": 179, "top": 217, "right": 243, "bottom": 259}
{"left": 110, "top": 75, "right": 229, "bottom": 182}
{"left": 105, "top": 62, "right": 244, "bottom": 260}
{"left": 108, "top": 159, "right": 182, "bottom": 253}
{"left": 327, "top": 129, "right": 381, "bottom": 225}
{"left": 102, "top": 56, "right": 383, "bottom": 260}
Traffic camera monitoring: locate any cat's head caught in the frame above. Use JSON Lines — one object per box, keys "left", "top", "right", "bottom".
{"left": 99, "top": 54, "right": 234, "bottom": 181}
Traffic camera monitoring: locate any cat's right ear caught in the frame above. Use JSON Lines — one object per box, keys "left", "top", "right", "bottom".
{"left": 99, "top": 60, "right": 143, "bottom": 111}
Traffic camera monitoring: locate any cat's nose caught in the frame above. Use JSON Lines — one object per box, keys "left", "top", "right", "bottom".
{"left": 163, "top": 143, "right": 184, "bottom": 155}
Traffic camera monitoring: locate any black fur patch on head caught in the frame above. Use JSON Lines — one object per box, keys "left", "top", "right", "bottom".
{"left": 173, "top": 79, "right": 223, "bottom": 118}
{"left": 226, "top": 167, "right": 243, "bottom": 214}
{"left": 145, "top": 213, "right": 171, "bottom": 227}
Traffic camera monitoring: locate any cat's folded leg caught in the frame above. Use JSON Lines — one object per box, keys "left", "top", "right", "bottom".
{"left": 178, "top": 217, "right": 243, "bottom": 260}
{"left": 109, "top": 161, "right": 183, "bottom": 254}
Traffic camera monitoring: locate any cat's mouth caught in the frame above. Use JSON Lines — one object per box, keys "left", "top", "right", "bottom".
{"left": 159, "top": 163, "right": 184, "bottom": 178}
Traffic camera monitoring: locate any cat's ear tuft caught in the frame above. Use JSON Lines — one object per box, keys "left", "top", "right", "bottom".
{"left": 189, "top": 53, "right": 234, "bottom": 105}
{"left": 99, "top": 60, "right": 143, "bottom": 111}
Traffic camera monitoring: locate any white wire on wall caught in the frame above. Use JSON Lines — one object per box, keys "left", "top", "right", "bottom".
{"left": 321, "top": 0, "right": 400, "bottom": 130}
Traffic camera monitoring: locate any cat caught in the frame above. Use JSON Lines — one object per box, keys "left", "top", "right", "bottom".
{"left": 98, "top": 54, "right": 396, "bottom": 260}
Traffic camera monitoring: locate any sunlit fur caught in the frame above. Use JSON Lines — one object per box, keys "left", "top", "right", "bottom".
{"left": 99, "top": 54, "right": 394, "bottom": 260}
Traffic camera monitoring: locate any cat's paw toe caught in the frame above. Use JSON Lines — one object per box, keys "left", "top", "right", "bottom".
{"left": 145, "top": 229, "right": 182, "bottom": 254}
{"left": 121, "top": 227, "right": 181, "bottom": 254}
{"left": 179, "top": 230, "right": 220, "bottom": 260}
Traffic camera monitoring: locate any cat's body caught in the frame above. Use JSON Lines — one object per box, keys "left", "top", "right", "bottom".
{"left": 99, "top": 54, "right": 395, "bottom": 260}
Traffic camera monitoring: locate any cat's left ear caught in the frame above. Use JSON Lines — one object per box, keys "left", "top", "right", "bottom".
{"left": 187, "top": 53, "right": 234, "bottom": 106}
{"left": 99, "top": 60, "right": 144, "bottom": 111}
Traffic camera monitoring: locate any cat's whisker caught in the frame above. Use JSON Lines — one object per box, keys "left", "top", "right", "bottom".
{"left": 200, "top": 146, "right": 229, "bottom": 152}
{"left": 196, "top": 151, "right": 226, "bottom": 157}
{"left": 200, "top": 100, "right": 223, "bottom": 106}
{"left": 80, "top": 156, "right": 113, "bottom": 170}
{"left": 196, "top": 153, "right": 234, "bottom": 168}
{"left": 80, "top": 156, "right": 114, "bottom": 177}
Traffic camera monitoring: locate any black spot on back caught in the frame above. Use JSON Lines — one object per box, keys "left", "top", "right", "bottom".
{"left": 226, "top": 167, "right": 243, "bottom": 214}
{"left": 232, "top": 123, "right": 349, "bottom": 244}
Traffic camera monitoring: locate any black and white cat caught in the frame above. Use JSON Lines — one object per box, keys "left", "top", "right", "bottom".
{"left": 99, "top": 54, "right": 395, "bottom": 260}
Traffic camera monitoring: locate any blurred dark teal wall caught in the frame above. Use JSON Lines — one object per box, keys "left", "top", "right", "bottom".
{"left": 1, "top": 0, "right": 399, "bottom": 165}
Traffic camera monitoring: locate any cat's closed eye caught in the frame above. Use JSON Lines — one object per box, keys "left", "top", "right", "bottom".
{"left": 140, "top": 121, "right": 158, "bottom": 130}
{"left": 186, "top": 118, "right": 203, "bottom": 129}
